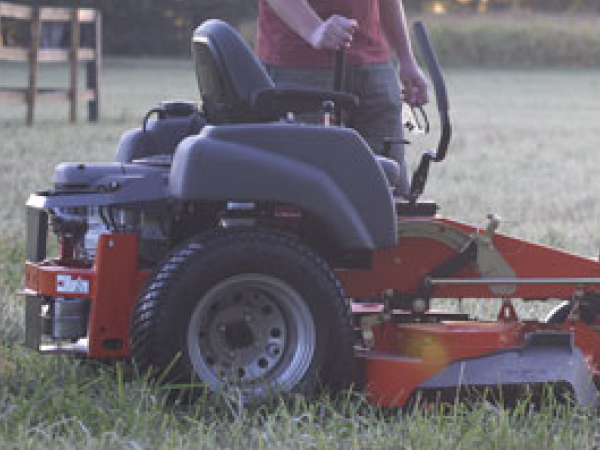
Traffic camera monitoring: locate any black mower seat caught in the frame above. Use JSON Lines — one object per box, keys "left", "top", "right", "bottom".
{"left": 192, "top": 20, "right": 357, "bottom": 124}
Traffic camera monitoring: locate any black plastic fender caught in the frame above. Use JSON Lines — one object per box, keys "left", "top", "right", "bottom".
{"left": 170, "top": 123, "right": 397, "bottom": 250}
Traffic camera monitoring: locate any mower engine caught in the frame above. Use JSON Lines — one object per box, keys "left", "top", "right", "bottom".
{"left": 50, "top": 160, "right": 173, "bottom": 258}
{"left": 24, "top": 149, "right": 175, "bottom": 352}
{"left": 51, "top": 203, "right": 169, "bottom": 265}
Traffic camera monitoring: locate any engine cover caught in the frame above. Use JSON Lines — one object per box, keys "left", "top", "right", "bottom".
{"left": 28, "top": 162, "right": 171, "bottom": 209}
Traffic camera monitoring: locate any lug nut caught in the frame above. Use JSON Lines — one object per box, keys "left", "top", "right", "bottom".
{"left": 266, "top": 344, "right": 280, "bottom": 358}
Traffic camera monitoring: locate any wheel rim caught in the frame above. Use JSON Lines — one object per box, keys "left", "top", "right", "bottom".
{"left": 187, "top": 273, "right": 316, "bottom": 398}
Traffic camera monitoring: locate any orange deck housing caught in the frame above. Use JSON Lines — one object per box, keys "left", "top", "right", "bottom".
{"left": 23, "top": 217, "right": 600, "bottom": 405}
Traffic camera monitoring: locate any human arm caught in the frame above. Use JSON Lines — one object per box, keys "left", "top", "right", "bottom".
{"left": 378, "top": 0, "right": 428, "bottom": 106}
{"left": 264, "top": 0, "right": 357, "bottom": 50}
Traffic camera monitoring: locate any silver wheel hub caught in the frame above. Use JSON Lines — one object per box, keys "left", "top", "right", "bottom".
{"left": 187, "top": 274, "right": 316, "bottom": 398}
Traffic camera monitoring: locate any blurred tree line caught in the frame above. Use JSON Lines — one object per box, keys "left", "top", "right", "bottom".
{"left": 4, "top": 0, "right": 599, "bottom": 55}
{"left": 404, "top": 0, "right": 600, "bottom": 13}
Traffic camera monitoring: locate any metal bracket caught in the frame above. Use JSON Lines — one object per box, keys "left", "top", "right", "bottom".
{"left": 568, "top": 289, "right": 585, "bottom": 323}
{"left": 497, "top": 299, "right": 519, "bottom": 322}
{"left": 359, "top": 314, "right": 379, "bottom": 348}
{"left": 24, "top": 295, "right": 43, "bottom": 351}
{"left": 399, "top": 218, "right": 517, "bottom": 297}
{"left": 471, "top": 214, "right": 516, "bottom": 295}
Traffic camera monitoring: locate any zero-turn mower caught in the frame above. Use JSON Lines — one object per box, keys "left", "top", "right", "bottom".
{"left": 21, "top": 20, "right": 600, "bottom": 407}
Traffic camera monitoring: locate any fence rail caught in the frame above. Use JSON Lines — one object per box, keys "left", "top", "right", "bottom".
{"left": 0, "top": 1, "right": 101, "bottom": 124}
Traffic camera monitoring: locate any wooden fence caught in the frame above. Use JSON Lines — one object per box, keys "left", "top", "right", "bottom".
{"left": 0, "top": 2, "right": 101, "bottom": 124}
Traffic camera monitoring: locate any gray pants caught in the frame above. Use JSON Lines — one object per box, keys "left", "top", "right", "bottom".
{"left": 264, "top": 61, "right": 408, "bottom": 196}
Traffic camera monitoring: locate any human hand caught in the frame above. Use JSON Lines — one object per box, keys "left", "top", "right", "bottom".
{"left": 308, "top": 15, "right": 358, "bottom": 50}
{"left": 399, "top": 60, "right": 429, "bottom": 107}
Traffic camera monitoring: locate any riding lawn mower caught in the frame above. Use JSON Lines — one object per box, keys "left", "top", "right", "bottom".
{"left": 20, "top": 20, "right": 600, "bottom": 407}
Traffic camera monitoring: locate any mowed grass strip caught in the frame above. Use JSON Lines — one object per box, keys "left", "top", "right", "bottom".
{"left": 0, "top": 55, "right": 599, "bottom": 447}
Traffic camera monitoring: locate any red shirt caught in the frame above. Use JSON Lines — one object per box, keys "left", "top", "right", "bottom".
{"left": 256, "top": 0, "right": 390, "bottom": 68}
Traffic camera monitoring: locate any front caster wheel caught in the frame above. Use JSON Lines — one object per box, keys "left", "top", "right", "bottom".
{"left": 131, "top": 229, "right": 355, "bottom": 403}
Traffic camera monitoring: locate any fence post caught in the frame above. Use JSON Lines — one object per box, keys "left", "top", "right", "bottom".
{"left": 87, "top": 10, "right": 101, "bottom": 122}
{"left": 1, "top": 2, "right": 101, "bottom": 124}
{"left": 27, "top": 7, "right": 40, "bottom": 126}
{"left": 0, "top": 9, "right": 3, "bottom": 92}
{"left": 69, "top": 8, "right": 79, "bottom": 123}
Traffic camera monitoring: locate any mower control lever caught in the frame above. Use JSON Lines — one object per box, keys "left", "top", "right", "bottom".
{"left": 408, "top": 22, "right": 452, "bottom": 204}
{"left": 333, "top": 47, "right": 347, "bottom": 126}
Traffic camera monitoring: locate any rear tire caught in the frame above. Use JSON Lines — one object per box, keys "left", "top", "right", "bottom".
{"left": 130, "top": 228, "right": 355, "bottom": 402}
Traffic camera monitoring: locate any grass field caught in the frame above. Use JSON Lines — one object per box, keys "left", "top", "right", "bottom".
{"left": 1, "top": 57, "right": 600, "bottom": 447}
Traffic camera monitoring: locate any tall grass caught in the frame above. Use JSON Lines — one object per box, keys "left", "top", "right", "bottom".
{"left": 1, "top": 351, "right": 600, "bottom": 449}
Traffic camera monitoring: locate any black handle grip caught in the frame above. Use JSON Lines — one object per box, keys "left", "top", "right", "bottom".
{"left": 413, "top": 22, "right": 448, "bottom": 112}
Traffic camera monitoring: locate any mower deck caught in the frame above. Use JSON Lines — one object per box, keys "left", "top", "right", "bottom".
{"left": 359, "top": 318, "right": 600, "bottom": 407}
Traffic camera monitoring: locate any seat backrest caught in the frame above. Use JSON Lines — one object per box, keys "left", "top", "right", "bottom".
{"left": 192, "top": 20, "right": 274, "bottom": 124}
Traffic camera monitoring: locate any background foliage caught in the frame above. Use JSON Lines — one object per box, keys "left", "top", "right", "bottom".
{"left": 3, "top": 0, "right": 599, "bottom": 56}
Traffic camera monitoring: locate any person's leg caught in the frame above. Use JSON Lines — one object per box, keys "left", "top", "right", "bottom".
{"left": 347, "top": 62, "right": 409, "bottom": 197}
